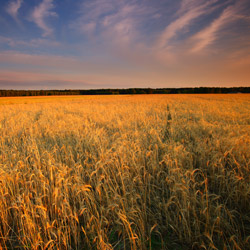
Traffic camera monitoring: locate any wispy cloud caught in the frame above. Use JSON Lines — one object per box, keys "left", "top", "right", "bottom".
{"left": 0, "top": 36, "right": 61, "bottom": 49}
{"left": 190, "top": 7, "right": 234, "bottom": 52}
{"left": 190, "top": 0, "right": 250, "bottom": 53}
{"left": 0, "top": 51, "right": 159, "bottom": 88}
{"left": 156, "top": 0, "right": 224, "bottom": 50}
{"left": 0, "top": 51, "right": 86, "bottom": 71}
{"left": 6, "top": 0, "right": 23, "bottom": 22}
{"left": 31, "top": 0, "right": 57, "bottom": 37}
{"left": 1, "top": 0, "right": 250, "bottom": 88}
{"left": 69, "top": 0, "right": 161, "bottom": 71}
{"left": 0, "top": 70, "right": 96, "bottom": 90}
{"left": 0, "top": 36, "right": 15, "bottom": 46}
{"left": 0, "top": 68, "right": 138, "bottom": 90}
{"left": 21, "top": 38, "right": 61, "bottom": 48}
{"left": 73, "top": 0, "right": 155, "bottom": 45}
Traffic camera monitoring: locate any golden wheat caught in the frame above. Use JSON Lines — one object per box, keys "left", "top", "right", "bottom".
{"left": 0, "top": 94, "right": 249, "bottom": 249}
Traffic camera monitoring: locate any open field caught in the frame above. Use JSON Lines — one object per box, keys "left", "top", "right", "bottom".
{"left": 0, "top": 94, "right": 250, "bottom": 249}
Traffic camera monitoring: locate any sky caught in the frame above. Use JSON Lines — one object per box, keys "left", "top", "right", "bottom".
{"left": 0, "top": 0, "right": 250, "bottom": 90}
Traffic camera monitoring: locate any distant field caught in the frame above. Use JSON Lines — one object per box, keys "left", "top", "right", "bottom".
{"left": 0, "top": 94, "right": 249, "bottom": 249}
{"left": 0, "top": 95, "right": 92, "bottom": 105}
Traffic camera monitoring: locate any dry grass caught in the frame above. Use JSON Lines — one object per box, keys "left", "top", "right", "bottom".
{"left": 0, "top": 94, "right": 249, "bottom": 250}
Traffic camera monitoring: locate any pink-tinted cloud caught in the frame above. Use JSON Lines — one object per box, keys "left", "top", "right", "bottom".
{"left": 31, "top": 0, "right": 57, "bottom": 37}
{"left": 1, "top": 0, "right": 250, "bottom": 89}
{"left": 190, "top": 7, "right": 234, "bottom": 52}
{"left": 0, "top": 51, "right": 89, "bottom": 71}
{"left": 0, "top": 36, "right": 61, "bottom": 48}
{"left": 190, "top": 0, "right": 250, "bottom": 53}
{"left": 0, "top": 52, "right": 156, "bottom": 87}
{"left": 6, "top": 0, "right": 23, "bottom": 22}
{"left": 0, "top": 68, "right": 147, "bottom": 89}
{"left": 73, "top": 0, "right": 155, "bottom": 45}
{"left": 156, "top": 0, "right": 220, "bottom": 50}
{"left": 0, "top": 36, "right": 15, "bottom": 46}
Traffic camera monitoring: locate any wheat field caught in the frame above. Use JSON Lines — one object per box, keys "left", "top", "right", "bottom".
{"left": 0, "top": 94, "right": 249, "bottom": 250}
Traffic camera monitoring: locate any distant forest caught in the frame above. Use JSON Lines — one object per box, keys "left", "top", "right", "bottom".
{"left": 0, "top": 87, "right": 250, "bottom": 97}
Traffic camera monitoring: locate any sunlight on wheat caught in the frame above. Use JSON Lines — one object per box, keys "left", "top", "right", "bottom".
{"left": 0, "top": 94, "right": 249, "bottom": 249}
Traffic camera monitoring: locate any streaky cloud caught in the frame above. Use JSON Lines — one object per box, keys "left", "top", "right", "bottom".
{"left": 31, "top": 0, "right": 57, "bottom": 37}
{"left": 73, "top": 0, "right": 155, "bottom": 44}
{"left": 156, "top": 0, "right": 220, "bottom": 50}
{"left": 0, "top": 36, "right": 61, "bottom": 48}
{"left": 190, "top": 7, "right": 233, "bottom": 53}
{"left": 6, "top": 0, "right": 23, "bottom": 22}
{"left": 190, "top": 0, "right": 250, "bottom": 53}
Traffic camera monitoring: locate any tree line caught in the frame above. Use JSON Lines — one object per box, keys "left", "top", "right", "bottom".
{"left": 0, "top": 87, "right": 250, "bottom": 97}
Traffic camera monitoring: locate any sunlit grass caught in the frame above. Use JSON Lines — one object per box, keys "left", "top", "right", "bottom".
{"left": 0, "top": 94, "right": 249, "bottom": 249}
{"left": 0, "top": 95, "right": 95, "bottom": 105}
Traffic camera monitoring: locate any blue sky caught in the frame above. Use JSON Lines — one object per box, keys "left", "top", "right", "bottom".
{"left": 0, "top": 0, "right": 250, "bottom": 89}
